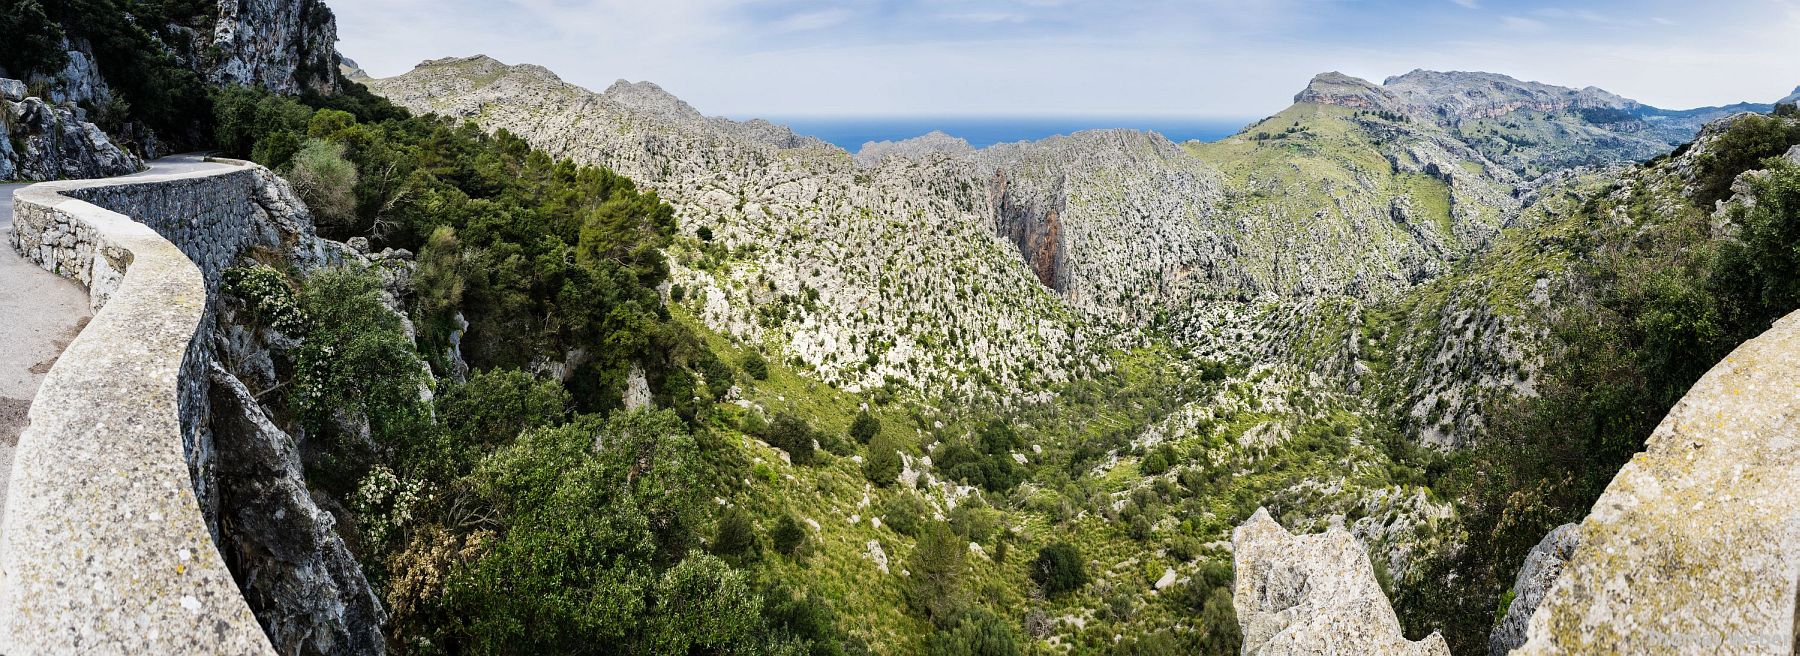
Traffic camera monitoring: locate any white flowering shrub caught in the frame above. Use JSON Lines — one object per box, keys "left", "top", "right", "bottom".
{"left": 223, "top": 264, "right": 312, "bottom": 335}
{"left": 353, "top": 464, "right": 428, "bottom": 546}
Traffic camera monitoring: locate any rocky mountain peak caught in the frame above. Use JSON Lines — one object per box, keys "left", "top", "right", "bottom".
{"left": 602, "top": 79, "right": 704, "bottom": 121}
{"left": 1781, "top": 85, "right": 1800, "bottom": 104}
{"left": 1294, "top": 71, "right": 1402, "bottom": 111}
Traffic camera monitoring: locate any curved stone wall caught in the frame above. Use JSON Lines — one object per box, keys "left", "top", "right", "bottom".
{"left": 1516, "top": 310, "right": 1800, "bottom": 655}
{"left": 2, "top": 162, "right": 279, "bottom": 654}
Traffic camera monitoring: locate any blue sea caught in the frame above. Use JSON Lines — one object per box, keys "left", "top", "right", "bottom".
{"left": 752, "top": 116, "right": 1253, "bottom": 151}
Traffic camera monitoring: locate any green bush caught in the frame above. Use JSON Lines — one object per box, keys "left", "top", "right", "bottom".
{"left": 1030, "top": 542, "right": 1087, "bottom": 596}
{"left": 1694, "top": 114, "right": 1800, "bottom": 206}
{"left": 222, "top": 265, "right": 310, "bottom": 335}
{"left": 0, "top": 0, "right": 67, "bottom": 77}
{"left": 864, "top": 432, "right": 905, "bottom": 486}
{"left": 713, "top": 507, "right": 759, "bottom": 560}
{"left": 882, "top": 494, "right": 927, "bottom": 537}
{"left": 772, "top": 514, "right": 807, "bottom": 557}
{"left": 288, "top": 267, "right": 429, "bottom": 493}
{"left": 849, "top": 410, "right": 881, "bottom": 444}
{"left": 438, "top": 369, "right": 570, "bottom": 449}
{"left": 286, "top": 139, "right": 360, "bottom": 235}
{"left": 767, "top": 412, "right": 819, "bottom": 466}
{"left": 907, "top": 523, "right": 968, "bottom": 625}
{"left": 1140, "top": 445, "right": 1176, "bottom": 476}
{"left": 948, "top": 503, "right": 999, "bottom": 543}
{"left": 744, "top": 350, "right": 770, "bottom": 380}
{"left": 923, "top": 607, "right": 1022, "bottom": 656}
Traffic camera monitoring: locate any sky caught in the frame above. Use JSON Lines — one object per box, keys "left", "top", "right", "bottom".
{"left": 335, "top": 0, "right": 1800, "bottom": 119}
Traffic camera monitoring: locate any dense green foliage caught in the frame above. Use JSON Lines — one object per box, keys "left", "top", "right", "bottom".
{"left": 766, "top": 412, "right": 820, "bottom": 466}
{"left": 907, "top": 523, "right": 970, "bottom": 625}
{"left": 214, "top": 84, "right": 864, "bottom": 654}
{"left": 1030, "top": 543, "right": 1088, "bottom": 596}
{"left": 849, "top": 410, "right": 881, "bottom": 444}
{"left": 1397, "top": 117, "right": 1800, "bottom": 653}
{"left": 1690, "top": 114, "right": 1800, "bottom": 205}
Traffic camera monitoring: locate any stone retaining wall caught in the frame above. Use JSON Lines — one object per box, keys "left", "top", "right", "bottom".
{"left": 1, "top": 161, "right": 287, "bottom": 654}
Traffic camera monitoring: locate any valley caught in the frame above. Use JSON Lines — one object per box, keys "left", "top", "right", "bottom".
{"left": 3, "top": 2, "right": 1798, "bottom": 654}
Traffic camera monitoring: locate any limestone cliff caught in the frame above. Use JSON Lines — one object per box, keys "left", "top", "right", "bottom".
{"left": 205, "top": 0, "right": 344, "bottom": 96}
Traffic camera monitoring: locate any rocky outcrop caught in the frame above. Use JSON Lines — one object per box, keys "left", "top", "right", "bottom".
{"left": 210, "top": 363, "right": 385, "bottom": 655}
{"left": 367, "top": 55, "right": 1091, "bottom": 400}
{"left": 1488, "top": 523, "right": 1579, "bottom": 656}
{"left": 853, "top": 130, "right": 975, "bottom": 167}
{"left": 988, "top": 169, "right": 1067, "bottom": 292}
{"left": 1295, "top": 72, "right": 1404, "bottom": 111}
{"left": 1, "top": 82, "right": 142, "bottom": 181}
{"left": 207, "top": 0, "right": 343, "bottom": 96}
{"left": 1515, "top": 309, "right": 1800, "bottom": 655}
{"left": 1232, "top": 508, "right": 1450, "bottom": 656}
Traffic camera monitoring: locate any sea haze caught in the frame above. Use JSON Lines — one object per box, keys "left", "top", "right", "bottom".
{"left": 755, "top": 116, "right": 1253, "bottom": 151}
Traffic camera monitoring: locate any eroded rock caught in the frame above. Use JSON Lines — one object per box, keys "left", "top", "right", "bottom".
{"left": 1232, "top": 508, "right": 1449, "bottom": 656}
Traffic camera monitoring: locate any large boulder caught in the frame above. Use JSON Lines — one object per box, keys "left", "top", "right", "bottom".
{"left": 1232, "top": 508, "right": 1450, "bottom": 656}
{"left": 1516, "top": 310, "right": 1800, "bottom": 655}
{"left": 1, "top": 97, "right": 141, "bottom": 181}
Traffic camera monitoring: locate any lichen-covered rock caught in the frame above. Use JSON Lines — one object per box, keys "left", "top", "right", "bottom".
{"left": 1489, "top": 523, "right": 1579, "bottom": 656}
{"left": 1232, "top": 508, "right": 1449, "bottom": 656}
{"left": 0, "top": 78, "right": 27, "bottom": 102}
{"left": 1515, "top": 310, "right": 1800, "bottom": 656}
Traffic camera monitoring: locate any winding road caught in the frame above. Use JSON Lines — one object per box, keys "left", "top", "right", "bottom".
{"left": 0, "top": 154, "right": 228, "bottom": 516}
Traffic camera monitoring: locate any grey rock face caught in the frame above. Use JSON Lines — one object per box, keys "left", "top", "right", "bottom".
{"left": 1, "top": 96, "right": 142, "bottom": 181}
{"left": 209, "top": 363, "right": 386, "bottom": 656}
{"left": 1488, "top": 523, "right": 1579, "bottom": 656}
{"left": 854, "top": 131, "right": 975, "bottom": 167}
{"left": 1295, "top": 72, "right": 1404, "bottom": 111}
{"left": 1232, "top": 508, "right": 1450, "bottom": 656}
{"left": 1382, "top": 70, "right": 1637, "bottom": 120}
{"left": 208, "top": 0, "right": 342, "bottom": 96}
{"left": 0, "top": 78, "right": 25, "bottom": 102}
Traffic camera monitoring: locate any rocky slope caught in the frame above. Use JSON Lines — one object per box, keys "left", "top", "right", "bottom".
{"left": 365, "top": 58, "right": 1597, "bottom": 407}
{"left": 368, "top": 56, "right": 1096, "bottom": 400}
{"left": 1299, "top": 70, "right": 1782, "bottom": 178}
